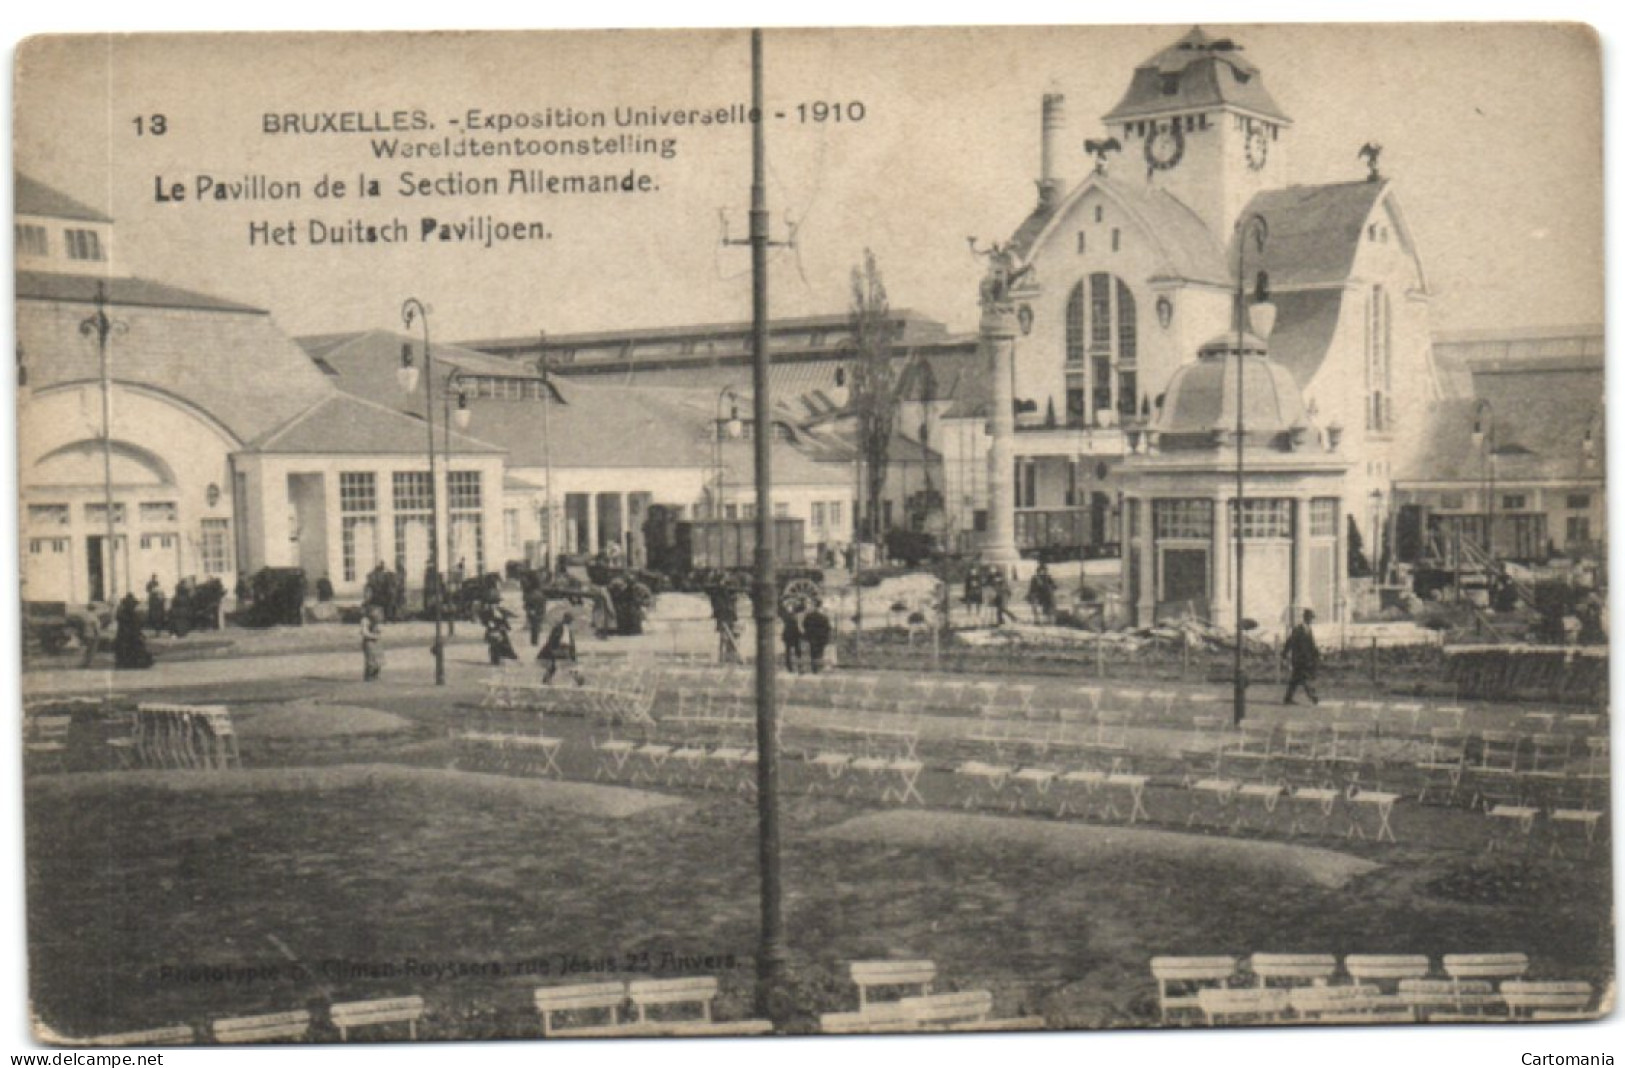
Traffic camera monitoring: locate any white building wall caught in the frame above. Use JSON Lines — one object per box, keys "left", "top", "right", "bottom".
{"left": 1015, "top": 184, "right": 1201, "bottom": 425}
{"left": 20, "top": 383, "right": 239, "bottom": 602}
{"left": 234, "top": 453, "right": 506, "bottom": 596}
{"left": 15, "top": 210, "right": 119, "bottom": 276}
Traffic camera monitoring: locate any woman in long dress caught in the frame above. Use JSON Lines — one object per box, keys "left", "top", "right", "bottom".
{"left": 113, "top": 593, "right": 153, "bottom": 670}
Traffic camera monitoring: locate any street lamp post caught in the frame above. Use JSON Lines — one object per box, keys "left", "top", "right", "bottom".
{"left": 1472, "top": 399, "right": 1496, "bottom": 565}
{"left": 535, "top": 337, "right": 555, "bottom": 575}
{"left": 400, "top": 297, "right": 447, "bottom": 686}
{"left": 1232, "top": 214, "right": 1274, "bottom": 727}
{"left": 834, "top": 363, "right": 864, "bottom": 633}
{"left": 715, "top": 385, "right": 743, "bottom": 519}
{"left": 442, "top": 367, "right": 472, "bottom": 635}
{"left": 80, "top": 282, "right": 128, "bottom": 605}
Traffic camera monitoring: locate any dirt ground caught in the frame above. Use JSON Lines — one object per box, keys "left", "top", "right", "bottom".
{"left": 25, "top": 754, "right": 1613, "bottom": 1041}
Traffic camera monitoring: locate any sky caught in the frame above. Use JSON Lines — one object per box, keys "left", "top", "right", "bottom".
{"left": 12, "top": 22, "right": 1604, "bottom": 344}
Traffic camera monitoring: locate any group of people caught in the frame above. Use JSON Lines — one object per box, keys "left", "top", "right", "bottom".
{"left": 144, "top": 573, "right": 208, "bottom": 637}
{"left": 359, "top": 572, "right": 581, "bottom": 685}
{"left": 961, "top": 565, "right": 1019, "bottom": 626}
{"left": 362, "top": 561, "right": 409, "bottom": 622}
{"left": 963, "top": 562, "right": 1061, "bottom": 627}
{"left": 778, "top": 599, "right": 834, "bottom": 674}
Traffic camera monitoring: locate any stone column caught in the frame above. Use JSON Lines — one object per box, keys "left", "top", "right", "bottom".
{"left": 1135, "top": 496, "right": 1156, "bottom": 625}
{"left": 1291, "top": 495, "right": 1310, "bottom": 622}
{"left": 587, "top": 493, "right": 601, "bottom": 553}
{"left": 981, "top": 299, "right": 1021, "bottom": 571}
{"left": 614, "top": 492, "right": 628, "bottom": 559}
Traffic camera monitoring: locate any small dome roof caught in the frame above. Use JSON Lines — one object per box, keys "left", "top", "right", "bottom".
{"left": 1156, "top": 346, "right": 1308, "bottom": 439}
{"left": 1197, "top": 331, "right": 1270, "bottom": 358}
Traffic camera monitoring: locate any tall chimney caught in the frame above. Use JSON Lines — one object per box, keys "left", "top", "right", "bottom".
{"left": 1040, "top": 89, "right": 1068, "bottom": 206}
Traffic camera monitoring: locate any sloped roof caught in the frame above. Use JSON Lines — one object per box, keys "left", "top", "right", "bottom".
{"left": 18, "top": 278, "right": 332, "bottom": 444}
{"left": 17, "top": 270, "right": 265, "bottom": 314}
{"left": 717, "top": 437, "right": 854, "bottom": 487}
{"left": 246, "top": 392, "right": 505, "bottom": 456}
{"left": 1104, "top": 27, "right": 1290, "bottom": 124}
{"left": 458, "top": 380, "right": 847, "bottom": 486}
{"left": 1395, "top": 360, "right": 1606, "bottom": 483}
{"left": 461, "top": 309, "right": 946, "bottom": 355}
{"left": 1261, "top": 288, "right": 1346, "bottom": 390}
{"left": 1431, "top": 325, "right": 1604, "bottom": 400}
{"left": 1238, "top": 180, "right": 1389, "bottom": 288}
{"left": 15, "top": 173, "right": 112, "bottom": 223}
{"left": 943, "top": 352, "right": 995, "bottom": 419}
{"left": 793, "top": 415, "right": 943, "bottom": 465}
{"left": 1009, "top": 173, "right": 1229, "bottom": 285}
{"left": 461, "top": 382, "right": 716, "bottom": 470}
{"left": 543, "top": 345, "right": 979, "bottom": 418}
{"left": 296, "top": 329, "right": 527, "bottom": 416}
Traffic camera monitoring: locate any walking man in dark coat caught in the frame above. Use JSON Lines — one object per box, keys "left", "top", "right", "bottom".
{"left": 1282, "top": 608, "right": 1320, "bottom": 706}
{"left": 801, "top": 600, "right": 832, "bottom": 674}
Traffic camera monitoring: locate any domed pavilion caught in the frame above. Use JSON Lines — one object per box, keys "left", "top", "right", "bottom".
{"left": 1117, "top": 323, "right": 1351, "bottom": 633}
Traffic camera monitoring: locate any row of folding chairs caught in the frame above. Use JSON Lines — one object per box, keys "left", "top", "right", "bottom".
{"left": 667, "top": 667, "right": 1204, "bottom": 723}
{"left": 130, "top": 703, "right": 241, "bottom": 771}
{"left": 789, "top": 722, "right": 926, "bottom": 805}
{"left": 590, "top": 717, "right": 760, "bottom": 793}
{"left": 450, "top": 710, "right": 564, "bottom": 778}
{"left": 1181, "top": 778, "right": 1403, "bottom": 842}
{"left": 1291, "top": 699, "right": 1466, "bottom": 737}
{"left": 1154, "top": 952, "right": 1597, "bottom": 1024}
{"left": 1481, "top": 798, "right": 1608, "bottom": 858}
{"left": 24, "top": 713, "right": 73, "bottom": 772}
{"left": 1415, "top": 730, "right": 1608, "bottom": 809}
{"left": 481, "top": 663, "right": 659, "bottom": 724}
{"left": 1174, "top": 720, "right": 1412, "bottom": 811}
{"left": 953, "top": 750, "right": 1151, "bottom": 823}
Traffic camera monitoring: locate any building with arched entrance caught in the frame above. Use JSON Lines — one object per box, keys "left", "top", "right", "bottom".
{"left": 939, "top": 26, "right": 1436, "bottom": 590}
{"left": 17, "top": 173, "right": 505, "bottom": 605}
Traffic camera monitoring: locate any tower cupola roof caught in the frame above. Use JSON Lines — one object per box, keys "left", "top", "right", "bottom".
{"left": 1103, "top": 27, "right": 1290, "bottom": 125}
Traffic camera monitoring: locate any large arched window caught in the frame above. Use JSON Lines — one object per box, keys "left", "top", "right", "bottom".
{"left": 1063, "top": 274, "right": 1140, "bottom": 425}
{"left": 1367, "top": 284, "right": 1393, "bottom": 433}
{"left": 1064, "top": 284, "right": 1087, "bottom": 422}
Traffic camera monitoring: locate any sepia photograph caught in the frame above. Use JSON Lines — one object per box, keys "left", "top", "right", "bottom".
{"left": 8, "top": 12, "right": 1616, "bottom": 1058}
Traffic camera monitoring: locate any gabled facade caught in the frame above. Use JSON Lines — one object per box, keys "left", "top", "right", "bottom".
{"left": 941, "top": 26, "right": 1436, "bottom": 574}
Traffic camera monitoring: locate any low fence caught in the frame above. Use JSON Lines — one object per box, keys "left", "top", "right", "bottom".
{"left": 1444, "top": 645, "right": 1608, "bottom": 706}
{"left": 833, "top": 627, "right": 1604, "bottom": 707}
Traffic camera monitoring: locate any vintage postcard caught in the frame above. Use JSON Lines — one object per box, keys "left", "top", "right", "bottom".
{"left": 13, "top": 21, "right": 1613, "bottom": 1052}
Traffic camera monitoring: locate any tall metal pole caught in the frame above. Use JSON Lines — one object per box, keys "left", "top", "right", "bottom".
{"left": 80, "top": 282, "right": 124, "bottom": 604}
{"left": 1486, "top": 405, "right": 1496, "bottom": 561}
{"left": 748, "top": 27, "right": 786, "bottom": 1025}
{"left": 1233, "top": 216, "right": 1267, "bottom": 726}
{"left": 403, "top": 298, "right": 446, "bottom": 685}
{"left": 537, "top": 338, "right": 555, "bottom": 572}
{"left": 852, "top": 443, "right": 863, "bottom": 633}
{"left": 715, "top": 385, "right": 739, "bottom": 519}
{"left": 442, "top": 368, "right": 466, "bottom": 637}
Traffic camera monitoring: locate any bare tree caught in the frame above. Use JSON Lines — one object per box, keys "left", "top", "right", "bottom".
{"left": 844, "top": 249, "right": 901, "bottom": 541}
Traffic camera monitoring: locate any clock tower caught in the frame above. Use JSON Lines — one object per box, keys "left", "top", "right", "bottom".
{"left": 1102, "top": 27, "right": 1291, "bottom": 240}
